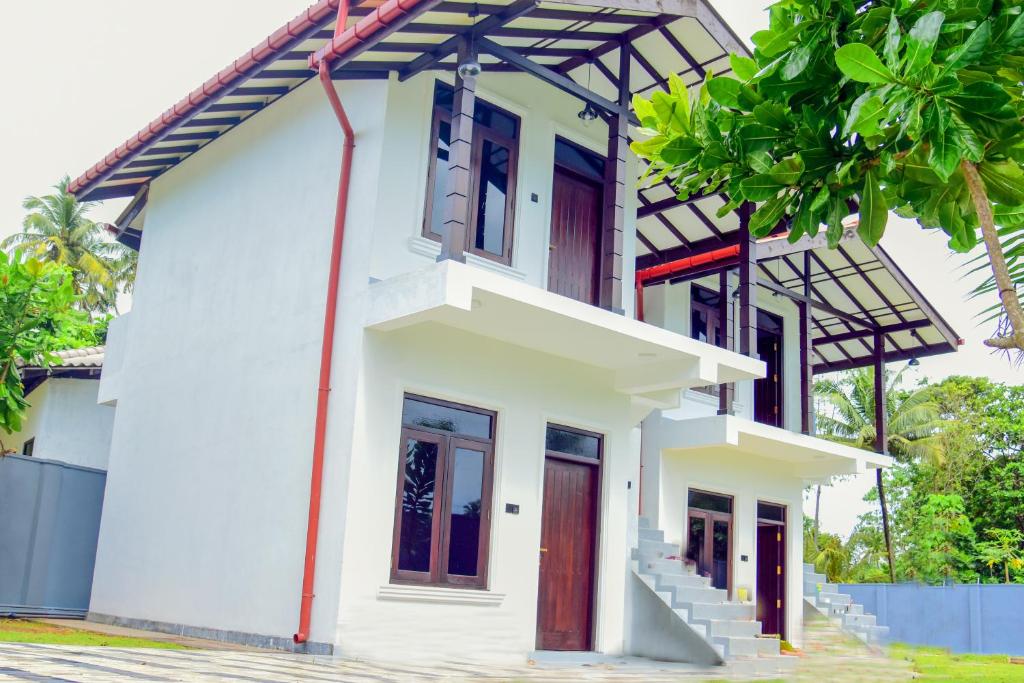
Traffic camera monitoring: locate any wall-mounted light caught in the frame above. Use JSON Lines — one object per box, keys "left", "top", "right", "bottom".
{"left": 457, "top": 58, "right": 482, "bottom": 79}
{"left": 908, "top": 357, "right": 920, "bottom": 367}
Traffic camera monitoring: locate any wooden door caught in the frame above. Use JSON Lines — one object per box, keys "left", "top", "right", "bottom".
{"left": 756, "top": 523, "right": 786, "bottom": 638}
{"left": 754, "top": 314, "right": 784, "bottom": 427}
{"left": 537, "top": 456, "right": 598, "bottom": 650}
{"left": 548, "top": 168, "right": 602, "bottom": 305}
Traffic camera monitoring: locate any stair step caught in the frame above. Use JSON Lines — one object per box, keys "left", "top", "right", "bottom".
{"left": 637, "top": 539, "right": 680, "bottom": 559}
{"left": 638, "top": 517, "right": 651, "bottom": 529}
{"left": 818, "top": 591, "right": 852, "bottom": 606}
{"left": 701, "top": 618, "right": 763, "bottom": 638}
{"left": 713, "top": 635, "right": 780, "bottom": 658}
{"left": 669, "top": 585, "right": 728, "bottom": 606}
{"left": 689, "top": 601, "right": 756, "bottom": 621}
{"left": 847, "top": 603, "right": 864, "bottom": 615}
{"left": 843, "top": 612, "right": 876, "bottom": 628}
{"left": 803, "top": 563, "right": 815, "bottom": 573}
{"left": 657, "top": 573, "right": 711, "bottom": 589}
{"left": 642, "top": 558, "right": 687, "bottom": 576}
{"left": 638, "top": 527, "right": 664, "bottom": 542}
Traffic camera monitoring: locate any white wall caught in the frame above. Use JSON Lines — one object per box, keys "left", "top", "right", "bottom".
{"left": 655, "top": 445, "right": 804, "bottom": 646}
{"left": 12, "top": 379, "right": 113, "bottom": 470}
{"left": 90, "top": 77, "right": 389, "bottom": 647}
{"left": 331, "top": 323, "right": 639, "bottom": 664}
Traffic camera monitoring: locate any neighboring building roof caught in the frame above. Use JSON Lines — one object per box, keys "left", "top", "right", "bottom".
{"left": 49, "top": 347, "right": 106, "bottom": 370}
{"left": 21, "top": 347, "right": 105, "bottom": 396}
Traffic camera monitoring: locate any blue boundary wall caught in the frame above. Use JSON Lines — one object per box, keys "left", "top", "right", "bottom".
{"left": 0, "top": 454, "right": 106, "bottom": 617}
{"left": 841, "top": 582, "right": 1024, "bottom": 656}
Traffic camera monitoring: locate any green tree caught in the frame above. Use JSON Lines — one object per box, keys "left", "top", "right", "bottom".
{"left": 815, "top": 367, "right": 944, "bottom": 581}
{"left": 3, "top": 176, "right": 128, "bottom": 314}
{"left": 0, "top": 252, "right": 92, "bottom": 437}
{"left": 630, "top": 0, "right": 1024, "bottom": 352}
{"left": 904, "top": 494, "right": 977, "bottom": 584}
{"left": 977, "top": 528, "right": 1024, "bottom": 583}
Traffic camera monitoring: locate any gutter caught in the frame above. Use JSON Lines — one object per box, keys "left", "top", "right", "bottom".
{"left": 294, "top": 0, "right": 435, "bottom": 646}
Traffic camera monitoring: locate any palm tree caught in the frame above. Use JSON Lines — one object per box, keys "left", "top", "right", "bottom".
{"left": 815, "top": 367, "right": 945, "bottom": 582}
{"left": 3, "top": 176, "right": 127, "bottom": 314}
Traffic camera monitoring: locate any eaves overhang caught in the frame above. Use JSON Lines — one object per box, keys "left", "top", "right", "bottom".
{"left": 659, "top": 414, "right": 892, "bottom": 482}
{"left": 366, "top": 261, "right": 765, "bottom": 405}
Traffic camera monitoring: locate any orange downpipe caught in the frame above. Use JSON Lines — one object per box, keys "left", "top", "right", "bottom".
{"left": 293, "top": 0, "right": 355, "bottom": 646}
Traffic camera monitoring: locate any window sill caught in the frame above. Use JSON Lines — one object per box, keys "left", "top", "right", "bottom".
{"left": 408, "top": 236, "right": 527, "bottom": 281}
{"left": 377, "top": 583, "right": 505, "bottom": 607}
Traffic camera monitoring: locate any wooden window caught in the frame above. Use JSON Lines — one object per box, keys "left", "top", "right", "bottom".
{"left": 690, "top": 285, "right": 722, "bottom": 396}
{"left": 686, "top": 488, "right": 734, "bottom": 592}
{"left": 22, "top": 438, "right": 34, "bottom": 457}
{"left": 423, "top": 82, "right": 520, "bottom": 265}
{"left": 391, "top": 394, "right": 495, "bottom": 588}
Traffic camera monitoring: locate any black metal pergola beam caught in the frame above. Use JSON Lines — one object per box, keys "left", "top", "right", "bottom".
{"left": 814, "top": 342, "right": 952, "bottom": 374}
{"left": 756, "top": 277, "right": 876, "bottom": 331}
{"left": 476, "top": 37, "right": 637, "bottom": 122}
{"left": 814, "top": 319, "right": 931, "bottom": 346}
{"left": 397, "top": 0, "right": 540, "bottom": 81}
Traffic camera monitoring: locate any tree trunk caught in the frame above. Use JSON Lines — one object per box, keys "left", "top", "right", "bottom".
{"left": 876, "top": 467, "right": 897, "bottom": 583}
{"left": 1006, "top": 561, "right": 1011, "bottom": 585}
{"left": 961, "top": 160, "right": 1024, "bottom": 352}
{"left": 813, "top": 484, "right": 822, "bottom": 550}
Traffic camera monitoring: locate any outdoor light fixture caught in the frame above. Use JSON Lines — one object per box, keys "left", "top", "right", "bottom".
{"left": 908, "top": 357, "right": 920, "bottom": 367}
{"left": 457, "top": 58, "right": 482, "bottom": 79}
{"left": 577, "top": 103, "right": 599, "bottom": 123}
{"left": 577, "top": 63, "right": 599, "bottom": 125}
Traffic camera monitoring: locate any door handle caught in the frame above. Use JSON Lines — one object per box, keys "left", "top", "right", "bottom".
{"left": 549, "top": 244, "right": 556, "bottom": 251}
{"left": 539, "top": 548, "right": 548, "bottom": 552}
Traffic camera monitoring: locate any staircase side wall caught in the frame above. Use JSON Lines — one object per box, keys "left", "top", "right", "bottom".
{"left": 625, "top": 572, "right": 720, "bottom": 665}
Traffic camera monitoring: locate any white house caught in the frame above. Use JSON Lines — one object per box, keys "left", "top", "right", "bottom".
{"left": 68, "top": 0, "right": 959, "bottom": 669}
{"left": 11, "top": 347, "right": 112, "bottom": 471}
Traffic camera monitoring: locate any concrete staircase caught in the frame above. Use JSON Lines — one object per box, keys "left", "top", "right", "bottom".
{"left": 631, "top": 518, "right": 794, "bottom": 675}
{"left": 803, "top": 563, "right": 889, "bottom": 645}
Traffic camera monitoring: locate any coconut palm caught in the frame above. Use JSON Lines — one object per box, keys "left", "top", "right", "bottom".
{"left": 3, "top": 176, "right": 127, "bottom": 314}
{"left": 815, "top": 367, "right": 945, "bottom": 582}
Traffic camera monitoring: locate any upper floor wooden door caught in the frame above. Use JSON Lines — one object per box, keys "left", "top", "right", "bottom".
{"left": 548, "top": 167, "right": 601, "bottom": 305}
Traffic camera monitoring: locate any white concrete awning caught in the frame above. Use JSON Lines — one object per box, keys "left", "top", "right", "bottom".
{"left": 659, "top": 414, "right": 892, "bottom": 481}
{"left": 366, "top": 261, "right": 764, "bottom": 407}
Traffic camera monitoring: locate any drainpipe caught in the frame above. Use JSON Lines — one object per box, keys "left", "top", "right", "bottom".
{"left": 293, "top": 0, "right": 356, "bottom": 646}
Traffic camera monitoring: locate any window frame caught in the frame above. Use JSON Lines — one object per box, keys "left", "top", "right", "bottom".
{"left": 422, "top": 93, "right": 521, "bottom": 266}
{"left": 390, "top": 395, "right": 496, "bottom": 589}
{"left": 22, "top": 437, "right": 34, "bottom": 457}
{"left": 690, "top": 285, "right": 723, "bottom": 396}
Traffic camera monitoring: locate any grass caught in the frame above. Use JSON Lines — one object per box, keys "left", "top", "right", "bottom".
{"left": 0, "top": 619, "right": 186, "bottom": 649}
{"left": 890, "top": 643, "right": 1024, "bottom": 682}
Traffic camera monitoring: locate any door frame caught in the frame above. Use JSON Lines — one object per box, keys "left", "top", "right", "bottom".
{"left": 754, "top": 310, "right": 784, "bottom": 426}
{"left": 685, "top": 488, "right": 735, "bottom": 596}
{"left": 755, "top": 500, "right": 787, "bottom": 639}
{"left": 536, "top": 423, "right": 604, "bottom": 652}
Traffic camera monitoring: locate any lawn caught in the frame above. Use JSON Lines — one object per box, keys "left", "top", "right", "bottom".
{"left": 890, "top": 643, "right": 1024, "bottom": 682}
{"left": 0, "top": 619, "right": 186, "bottom": 649}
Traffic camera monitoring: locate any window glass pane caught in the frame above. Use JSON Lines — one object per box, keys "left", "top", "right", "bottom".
{"left": 757, "top": 502, "right": 785, "bottom": 522}
{"left": 402, "top": 397, "right": 492, "bottom": 439}
{"left": 554, "top": 139, "right": 604, "bottom": 181}
{"left": 688, "top": 489, "right": 732, "bottom": 514}
{"left": 429, "top": 119, "right": 451, "bottom": 236}
{"left": 474, "top": 139, "right": 510, "bottom": 256}
{"left": 686, "top": 515, "right": 705, "bottom": 567}
{"left": 398, "top": 438, "right": 438, "bottom": 573}
{"left": 711, "top": 520, "right": 730, "bottom": 589}
{"left": 545, "top": 426, "right": 600, "bottom": 459}
{"left": 447, "top": 447, "right": 484, "bottom": 576}
{"left": 692, "top": 286, "right": 720, "bottom": 307}
{"left": 691, "top": 308, "right": 709, "bottom": 344}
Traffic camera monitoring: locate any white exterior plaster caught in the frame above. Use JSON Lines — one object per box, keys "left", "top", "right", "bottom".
{"left": 12, "top": 379, "right": 113, "bottom": 470}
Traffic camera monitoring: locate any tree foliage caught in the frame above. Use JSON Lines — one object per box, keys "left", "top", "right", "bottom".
{"left": 818, "top": 374, "right": 1024, "bottom": 584}
{"left": 0, "top": 252, "right": 95, "bottom": 436}
{"left": 631, "top": 0, "right": 1024, "bottom": 351}
{"left": 3, "top": 176, "right": 132, "bottom": 314}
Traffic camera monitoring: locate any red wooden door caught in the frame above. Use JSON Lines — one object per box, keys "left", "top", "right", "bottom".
{"left": 548, "top": 168, "right": 602, "bottom": 305}
{"left": 756, "top": 523, "right": 786, "bottom": 637}
{"left": 537, "top": 456, "right": 598, "bottom": 651}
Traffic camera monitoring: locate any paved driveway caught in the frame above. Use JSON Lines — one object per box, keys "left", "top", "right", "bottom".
{"left": 0, "top": 620, "right": 912, "bottom": 682}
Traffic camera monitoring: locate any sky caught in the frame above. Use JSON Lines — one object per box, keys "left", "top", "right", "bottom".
{"left": 1, "top": 1, "right": 1020, "bottom": 537}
